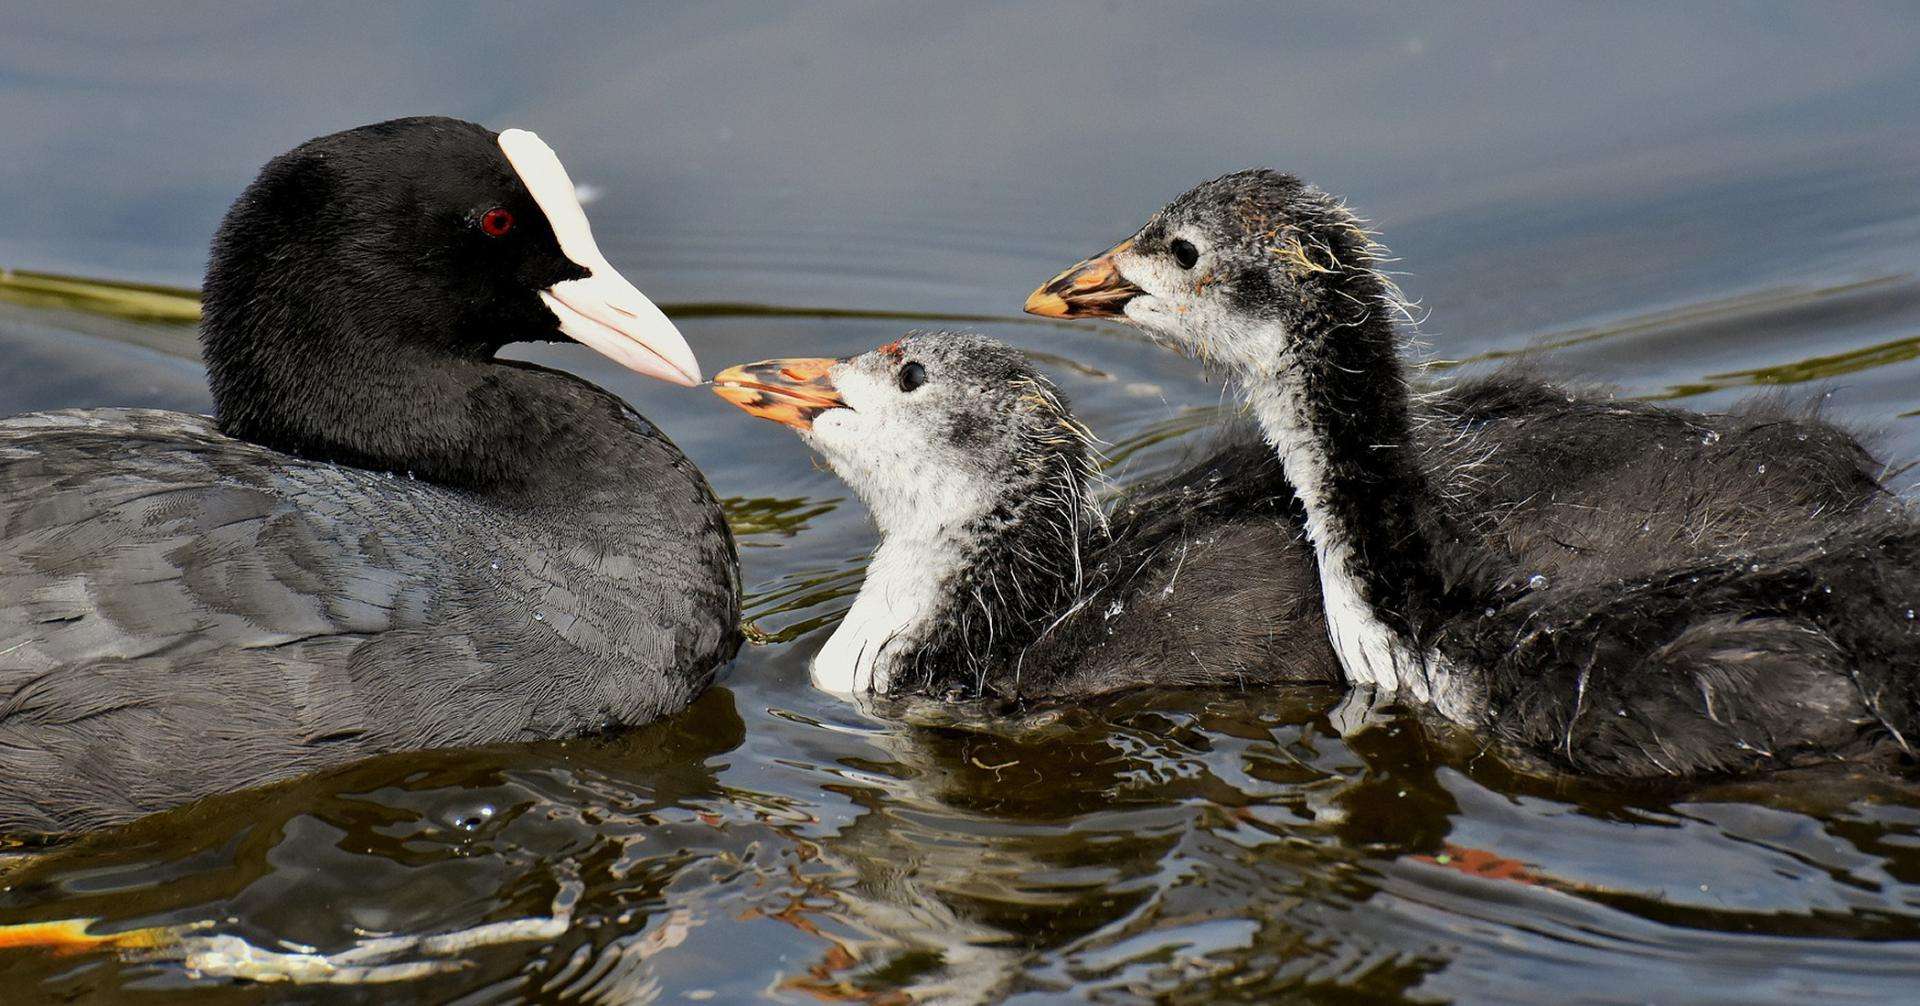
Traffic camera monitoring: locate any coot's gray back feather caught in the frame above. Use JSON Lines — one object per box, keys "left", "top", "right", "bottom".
{"left": 0, "top": 409, "right": 736, "bottom": 833}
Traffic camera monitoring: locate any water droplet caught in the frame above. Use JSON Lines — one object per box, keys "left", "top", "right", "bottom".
{"left": 1796, "top": 433, "right": 1808, "bottom": 442}
{"left": 1526, "top": 573, "right": 1549, "bottom": 590}
{"left": 1749, "top": 564, "right": 1761, "bottom": 573}
{"left": 1640, "top": 521, "right": 1651, "bottom": 533}
{"left": 1483, "top": 607, "right": 1497, "bottom": 617}
{"left": 1908, "top": 609, "right": 1915, "bottom": 620}
{"left": 1104, "top": 600, "right": 1125, "bottom": 620}
{"left": 452, "top": 804, "right": 496, "bottom": 830}
{"left": 489, "top": 561, "right": 500, "bottom": 571}
{"left": 1700, "top": 430, "right": 1721, "bottom": 445}
{"left": 533, "top": 611, "right": 546, "bottom": 622}
{"left": 1823, "top": 585, "right": 1832, "bottom": 594}
{"left": 1756, "top": 464, "right": 1766, "bottom": 475}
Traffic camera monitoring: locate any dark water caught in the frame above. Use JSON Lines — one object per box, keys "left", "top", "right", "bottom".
{"left": 5, "top": 4, "right": 1920, "bottom": 1002}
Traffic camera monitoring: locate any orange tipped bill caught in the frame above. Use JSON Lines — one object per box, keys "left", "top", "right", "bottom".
{"left": 1023, "top": 239, "right": 1143, "bottom": 319}
{"left": 712, "top": 357, "right": 848, "bottom": 431}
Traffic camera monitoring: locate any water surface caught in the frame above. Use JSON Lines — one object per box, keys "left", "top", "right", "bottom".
{"left": 4, "top": 5, "right": 1920, "bottom": 1002}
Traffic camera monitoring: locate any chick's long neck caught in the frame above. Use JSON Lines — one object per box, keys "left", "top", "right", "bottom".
{"left": 1237, "top": 271, "right": 1464, "bottom": 706}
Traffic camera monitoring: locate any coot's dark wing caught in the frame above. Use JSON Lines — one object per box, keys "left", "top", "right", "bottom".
{"left": 1, "top": 410, "right": 439, "bottom": 659}
{"left": 0, "top": 409, "right": 729, "bottom": 833}
{"left": 0, "top": 409, "right": 449, "bottom": 831}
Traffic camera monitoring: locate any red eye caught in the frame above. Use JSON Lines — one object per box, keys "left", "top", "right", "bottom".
{"left": 480, "top": 207, "right": 514, "bottom": 237}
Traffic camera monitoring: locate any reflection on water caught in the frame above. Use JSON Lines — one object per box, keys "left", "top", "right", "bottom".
{"left": 5, "top": 3, "right": 1920, "bottom": 1002}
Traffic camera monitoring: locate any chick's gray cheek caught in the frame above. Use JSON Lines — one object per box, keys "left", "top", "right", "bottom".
{"left": 944, "top": 406, "right": 993, "bottom": 451}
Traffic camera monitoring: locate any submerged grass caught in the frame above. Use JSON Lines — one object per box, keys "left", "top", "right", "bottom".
{"left": 0, "top": 268, "right": 1091, "bottom": 336}
{"left": 1446, "top": 275, "right": 1915, "bottom": 370}
{"left": 741, "top": 562, "right": 864, "bottom": 644}
{"left": 1649, "top": 331, "right": 1920, "bottom": 401}
{"left": 722, "top": 495, "right": 841, "bottom": 544}
{"left": 0, "top": 270, "right": 202, "bottom": 325}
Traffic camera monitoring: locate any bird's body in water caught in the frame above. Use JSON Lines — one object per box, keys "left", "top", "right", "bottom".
{"left": 716, "top": 334, "right": 1881, "bottom": 719}
{"left": 0, "top": 118, "right": 738, "bottom": 835}
{"left": 1027, "top": 168, "right": 1917, "bottom": 776}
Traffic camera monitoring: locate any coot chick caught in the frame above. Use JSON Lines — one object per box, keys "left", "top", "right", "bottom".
{"left": 0, "top": 118, "right": 738, "bottom": 834}
{"left": 1029, "top": 168, "right": 1916, "bottom": 776}
{"left": 712, "top": 333, "right": 1881, "bottom": 713}
{"left": 715, "top": 333, "right": 1325, "bottom": 697}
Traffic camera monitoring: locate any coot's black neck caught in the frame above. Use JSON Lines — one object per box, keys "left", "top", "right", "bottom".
{"left": 198, "top": 239, "right": 668, "bottom": 506}
{"left": 201, "top": 294, "right": 672, "bottom": 513}
{"left": 1239, "top": 257, "right": 1465, "bottom": 700}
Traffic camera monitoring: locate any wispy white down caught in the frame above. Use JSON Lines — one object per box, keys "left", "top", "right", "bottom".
{"left": 1237, "top": 337, "right": 1470, "bottom": 716}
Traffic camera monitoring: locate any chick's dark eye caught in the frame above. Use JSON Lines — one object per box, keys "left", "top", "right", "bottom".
{"left": 480, "top": 208, "right": 515, "bottom": 237}
{"left": 897, "top": 361, "right": 927, "bottom": 393}
{"left": 1170, "top": 238, "right": 1199, "bottom": 270}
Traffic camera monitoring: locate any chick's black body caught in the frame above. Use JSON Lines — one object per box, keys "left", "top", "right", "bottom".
{"left": 0, "top": 118, "right": 738, "bottom": 834}
{"left": 1474, "top": 517, "right": 1920, "bottom": 775}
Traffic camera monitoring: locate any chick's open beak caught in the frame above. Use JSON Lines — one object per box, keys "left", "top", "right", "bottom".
{"left": 712, "top": 357, "right": 847, "bottom": 431}
{"left": 1023, "top": 239, "right": 1143, "bottom": 319}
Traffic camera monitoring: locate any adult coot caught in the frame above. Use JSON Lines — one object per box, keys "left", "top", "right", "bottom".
{"left": 0, "top": 117, "right": 738, "bottom": 833}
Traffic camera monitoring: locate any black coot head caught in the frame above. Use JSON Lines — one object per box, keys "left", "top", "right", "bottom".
{"left": 201, "top": 116, "right": 699, "bottom": 441}
{"left": 265, "top": 117, "right": 586, "bottom": 354}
